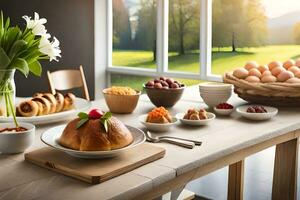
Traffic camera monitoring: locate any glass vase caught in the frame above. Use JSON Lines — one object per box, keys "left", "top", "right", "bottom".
{"left": 0, "top": 69, "right": 16, "bottom": 117}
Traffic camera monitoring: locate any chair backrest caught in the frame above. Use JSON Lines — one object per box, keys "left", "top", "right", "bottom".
{"left": 47, "top": 65, "right": 90, "bottom": 101}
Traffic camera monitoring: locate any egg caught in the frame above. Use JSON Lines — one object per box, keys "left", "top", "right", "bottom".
{"left": 283, "top": 59, "right": 295, "bottom": 69}
{"left": 286, "top": 77, "right": 300, "bottom": 83}
{"left": 296, "top": 71, "right": 300, "bottom": 78}
{"left": 258, "top": 65, "right": 269, "bottom": 73}
{"left": 295, "top": 59, "right": 300, "bottom": 67}
{"left": 271, "top": 66, "right": 285, "bottom": 76}
{"left": 233, "top": 68, "right": 249, "bottom": 79}
{"left": 244, "top": 61, "right": 259, "bottom": 71}
{"left": 245, "top": 76, "right": 260, "bottom": 83}
{"left": 262, "top": 70, "right": 272, "bottom": 76}
{"left": 261, "top": 75, "right": 277, "bottom": 83}
{"left": 268, "top": 61, "right": 282, "bottom": 70}
{"left": 288, "top": 66, "right": 300, "bottom": 74}
{"left": 277, "top": 71, "right": 294, "bottom": 82}
{"left": 248, "top": 68, "right": 262, "bottom": 78}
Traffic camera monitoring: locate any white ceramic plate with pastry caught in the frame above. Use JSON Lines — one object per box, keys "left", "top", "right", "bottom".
{"left": 0, "top": 97, "right": 91, "bottom": 125}
{"left": 139, "top": 114, "right": 178, "bottom": 132}
{"left": 41, "top": 125, "right": 146, "bottom": 159}
{"left": 176, "top": 112, "right": 215, "bottom": 126}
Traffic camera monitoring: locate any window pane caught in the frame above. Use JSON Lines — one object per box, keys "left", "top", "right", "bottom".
{"left": 111, "top": 74, "right": 199, "bottom": 91}
{"left": 112, "top": 0, "right": 157, "bottom": 69}
{"left": 168, "top": 0, "right": 200, "bottom": 73}
{"left": 212, "top": 0, "right": 300, "bottom": 75}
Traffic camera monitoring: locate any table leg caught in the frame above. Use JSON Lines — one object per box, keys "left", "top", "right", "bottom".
{"left": 170, "top": 185, "right": 185, "bottom": 200}
{"left": 227, "top": 160, "right": 244, "bottom": 200}
{"left": 272, "top": 138, "right": 298, "bottom": 200}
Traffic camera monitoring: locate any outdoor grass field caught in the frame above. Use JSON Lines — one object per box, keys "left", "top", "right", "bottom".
{"left": 111, "top": 45, "right": 300, "bottom": 90}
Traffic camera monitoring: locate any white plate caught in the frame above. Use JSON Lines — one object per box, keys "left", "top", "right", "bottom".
{"left": 139, "top": 114, "right": 178, "bottom": 132}
{"left": 176, "top": 112, "right": 215, "bottom": 126}
{"left": 41, "top": 125, "right": 146, "bottom": 159}
{"left": 213, "top": 107, "right": 234, "bottom": 116}
{"left": 0, "top": 98, "right": 91, "bottom": 125}
{"left": 236, "top": 105, "right": 278, "bottom": 121}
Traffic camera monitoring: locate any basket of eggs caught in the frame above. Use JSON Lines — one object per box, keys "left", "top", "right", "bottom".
{"left": 223, "top": 59, "right": 300, "bottom": 107}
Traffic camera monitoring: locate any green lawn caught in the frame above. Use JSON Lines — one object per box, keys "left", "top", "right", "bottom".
{"left": 111, "top": 45, "right": 300, "bottom": 90}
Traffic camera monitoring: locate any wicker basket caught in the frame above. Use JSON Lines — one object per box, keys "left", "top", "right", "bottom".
{"left": 223, "top": 72, "right": 300, "bottom": 107}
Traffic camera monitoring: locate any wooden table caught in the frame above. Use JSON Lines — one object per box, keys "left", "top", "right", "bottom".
{"left": 0, "top": 86, "right": 300, "bottom": 200}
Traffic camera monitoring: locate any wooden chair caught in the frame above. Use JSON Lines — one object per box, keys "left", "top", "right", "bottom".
{"left": 47, "top": 65, "right": 90, "bottom": 101}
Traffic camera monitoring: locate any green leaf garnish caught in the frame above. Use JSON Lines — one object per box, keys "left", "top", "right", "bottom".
{"left": 100, "top": 112, "right": 112, "bottom": 133}
{"left": 76, "top": 118, "right": 89, "bottom": 129}
{"left": 76, "top": 112, "right": 89, "bottom": 129}
{"left": 78, "top": 112, "right": 88, "bottom": 119}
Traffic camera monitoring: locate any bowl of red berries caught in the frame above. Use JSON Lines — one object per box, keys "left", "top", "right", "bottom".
{"left": 144, "top": 77, "right": 186, "bottom": 107}
{"left": 236, "top": 105, "right": 278, "bottom": 121}
{"left": 214, "top": 103, "right": 234, "bottom": 116}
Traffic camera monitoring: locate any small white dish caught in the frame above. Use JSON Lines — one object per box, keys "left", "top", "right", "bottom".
{"left": 0, "top": 123, "right": 35, "bottom": 154}
{"left": 139, "top": 114, "right": 178, "bottom": 132}
{"left": 176, "top": 112, "right": 215, "bottom": 126}
{"left": 199, "top": 82, "right": 233, "bottom": 91}
{"left": 236, "top": 105, "right": 278, "bottom": 121}
{"left": 41, "top": 125, "right": 146, "bottom": 159}
{"left": 214, "top": 107, "right": 234, "bottom": 116}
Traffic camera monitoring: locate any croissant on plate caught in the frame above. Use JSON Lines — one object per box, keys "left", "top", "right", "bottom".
{"left": 17, "top": 92, "right": 77, "bottom": 117}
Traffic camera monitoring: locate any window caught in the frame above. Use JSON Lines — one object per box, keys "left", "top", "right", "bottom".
{"left": 211, "top": 0, "right": 300, "bottom": 75}
{"left": 112, "top": 0, "right": 157, "bottom": 69}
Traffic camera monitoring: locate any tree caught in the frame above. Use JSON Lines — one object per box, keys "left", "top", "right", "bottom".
{"left": 134, "top": 0, "right": 157, "bottom": 61}
{"left": 294, "top": 22, "right": 300, "bottom": 44}
{"left": 113, "top": 0, "right": 132, "bottom": 49}
{"left": 212, "top": 0, "right": 267, "bottom": 51}
{"left": 169, "top": 0, "right": 200, "bottom": 55}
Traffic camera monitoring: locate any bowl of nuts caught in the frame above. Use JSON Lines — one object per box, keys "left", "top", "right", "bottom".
{"left": 144, "top": 77, "right": 185, "bottom": 107}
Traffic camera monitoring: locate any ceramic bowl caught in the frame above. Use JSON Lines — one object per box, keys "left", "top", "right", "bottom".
{"left": 199, "top": 82, "right": 233, "bottom": 107}
{"left": 236, "top": 105, "right": 278, "bottom": 121}
{"left": 0, "top": 123, "right": 35, "bottom": 154}
{"left": 143, "top": 85, "right": 185, "bottom": 108}
{"left": 138, "top": 114, "right": 178, "bottom": 132}
{"left": 103, "top": 89, "right": 141, "bottom": 114}
{"left": 213, "top": 107, "right": 234, "bottom": 116}
{"left": 176, "top": 112, "right": 215, "bottom": 126}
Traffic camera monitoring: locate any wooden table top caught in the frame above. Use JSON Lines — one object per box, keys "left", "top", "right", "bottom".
{"left": 1, "top": 86, "right": 300, "bottom": 200}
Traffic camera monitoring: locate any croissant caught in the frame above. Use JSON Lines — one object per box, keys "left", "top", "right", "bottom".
{"left": 63, "top": 93, "right": 76, "bottom": 111}
{"left": 32, "top": 97, "right": 51, "bottom": 115}
{"left": 17, "top": 100, "right": 39, "bottom": 117}
{"left": 54, "top": 92, "right": 64, "bottom": 112}
{"left": 42, "top": 93, "right": 57, "bottom": 114}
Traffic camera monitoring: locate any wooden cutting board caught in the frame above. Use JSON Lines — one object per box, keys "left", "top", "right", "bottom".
{"left": 25, "top": 143, "right": 165, "bottom": 184}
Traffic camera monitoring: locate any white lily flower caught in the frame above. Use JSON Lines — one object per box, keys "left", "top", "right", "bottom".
{"left": 22, "top": 12, "right": 48, "bottom": 36}
{"left": 39, "top": 35, "right": 61, "bottom": 62}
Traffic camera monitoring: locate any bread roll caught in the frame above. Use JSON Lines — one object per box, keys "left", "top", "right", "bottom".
{"left": 54, "top": 92, "right": 64, "bottom": 112}
{"left": 63, "top": 93, "right": 76, "bottom": 111}
{"left": 17, "top": 100, "right": 39, "bottom": 117}
{"left": 32, "top": 97, "right": 51, "bottom": 115}
{"left": 42, "top": 93, "right": 57, "bottom": 114}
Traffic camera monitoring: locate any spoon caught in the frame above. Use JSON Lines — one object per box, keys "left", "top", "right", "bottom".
{"left": 145, "top": 131, "right": 195, "bottom": 149}
{"left": 147, "top": 131, "right": 202, "bottom": 146}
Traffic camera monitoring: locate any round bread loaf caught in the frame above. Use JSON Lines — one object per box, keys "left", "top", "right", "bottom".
{"left": 59, "top": 116, "right": 133, "bottom": 151}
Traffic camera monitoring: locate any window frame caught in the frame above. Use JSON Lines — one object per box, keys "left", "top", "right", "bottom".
{"left": 105, "top": 0, "right": 221, "bottom": 86}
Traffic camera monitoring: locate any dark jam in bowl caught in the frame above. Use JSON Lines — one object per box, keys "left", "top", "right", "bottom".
{"left": 0, "top": 127, "right": 28, "bottom": 133}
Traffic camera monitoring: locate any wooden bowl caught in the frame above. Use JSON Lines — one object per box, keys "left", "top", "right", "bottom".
{"left": 103, "top": 89, "right": 141, "bottom": 114}
{"left": 143, "top": 85, "right": 185, "bottom": 108}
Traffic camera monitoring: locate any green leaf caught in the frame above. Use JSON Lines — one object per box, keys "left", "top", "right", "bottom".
{"left": 8, "top": 40, "right": 27, "bottom": 59}
{"left": 4, "top": 27, "right": 21, "bottom": 52}
{"left": 102, "top": 111, "right": 112, "bottom": 120}
{"left": 9, "top": 58, "right": 29, "bottom": 77}
{"left": 76, "top": 118, "right": 89, "bottom": 129}
{"left": 77, "top": 112, "right": 88, "bottom": 119}
{"left": 0, "top": 47, "right": 10, "bottom": 69}
{"left": 28, "top": 60, "right": 42, "bottom": 76}
{"left": 100, "top": 112, "right": 112, "bottom": 133}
